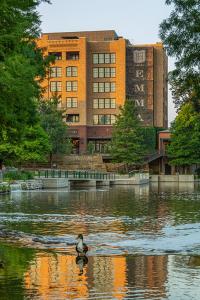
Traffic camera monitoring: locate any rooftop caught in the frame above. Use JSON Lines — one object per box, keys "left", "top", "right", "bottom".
{"left": 41, "top": 30, "right": 119, "bottom": 42}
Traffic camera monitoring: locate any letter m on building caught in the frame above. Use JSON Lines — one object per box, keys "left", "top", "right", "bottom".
{"left": 134, "top": 84, "right": 145, "bottom": 93}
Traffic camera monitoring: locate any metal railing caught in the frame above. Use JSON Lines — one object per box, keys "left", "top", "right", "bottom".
{"left": 128, "top": 170, "right": 149, "bottom": 178}
{"left": 36, "top": 169, "right": 115, "bottom": 180}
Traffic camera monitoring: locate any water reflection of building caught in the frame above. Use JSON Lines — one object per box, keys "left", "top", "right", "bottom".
{"left": 90, "top": 256, "right": 127, "bottom": 299}
{"left": 25, "top": 253, "right": 89, "bottom": 299}
{"left": 24, "top": 253, "right": 167, "bottom": 299}
{"left": 127, "top": 255, "right": 168, "bottom": 299}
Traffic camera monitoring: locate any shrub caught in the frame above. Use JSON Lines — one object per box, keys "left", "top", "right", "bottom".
{"left": 0, "top": 184, "right": 10, "bottom": 193}
{"left": 3, "top": 170, "right": 34, "bottom": 181}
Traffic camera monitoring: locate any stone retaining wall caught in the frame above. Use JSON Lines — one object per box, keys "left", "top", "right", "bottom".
{"left": 20, "top": 180, "right": 43, "bottom": 190}
{"left": 52, "top": 154, "right": 107, "bottom": 171}
{"left": 150, "top": 175, "right": 195, "bottom": 182}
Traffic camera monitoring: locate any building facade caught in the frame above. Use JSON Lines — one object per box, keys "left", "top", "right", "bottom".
{"left": 37, "top": 30, "right": 168, "bottom": 154}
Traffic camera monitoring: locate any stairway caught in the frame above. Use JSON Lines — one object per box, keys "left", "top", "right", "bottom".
{"left": 52, "top": 154, "right": 107, "bottom": 172}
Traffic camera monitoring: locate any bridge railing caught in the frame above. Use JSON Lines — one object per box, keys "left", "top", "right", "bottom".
{"left": 36, "top": 169, "right": 116, "bottom": 180}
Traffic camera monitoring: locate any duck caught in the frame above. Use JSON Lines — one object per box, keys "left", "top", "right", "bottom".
{"left": 76, "top": 234, "right": 88, "bottom": 256}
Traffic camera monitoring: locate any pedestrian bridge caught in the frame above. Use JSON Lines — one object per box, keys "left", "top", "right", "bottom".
{"left": 35, "top": 169, "right": 149, "bottom": 188}
{"left": 37, "top": 169, "right": 115, "bottom": 180}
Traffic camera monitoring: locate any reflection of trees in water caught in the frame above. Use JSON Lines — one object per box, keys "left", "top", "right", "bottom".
{"left": 0, "top": 243, "right": 35, "bottom": 299}
{"left": 188, "top": 256, "right": 200, "bottom": 267}
{"left": 2, "top": 184, "right": 200, "bottom": 237}
{"left": 173, "top": 255, "right": 200, "bottom": 269}
{"left": 1, "top": 186, "right": 171, "bottom": 235}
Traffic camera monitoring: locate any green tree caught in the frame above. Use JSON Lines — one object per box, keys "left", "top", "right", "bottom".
{"left": 109, "top": 100, "right": 147, "bottom": 168}
{"left": 39, "top": 98, "right": 72, "bottom": 165}
{"left": 87, "top": 141, "right": 95, "bottom": 155}
{"left": 0, "top": 0, "right": 51, "bottom": 167}
{"left": 0, "top": 125, "right": 51, "bottom": 166}
{"left": 167, "top": 103, "right": 200, "bottom": 172}
{"left": 159, "top": 0, "right": 200, "bottom": 111}
{"left": 141, "top": 127, "right": 157, "bottom": 154}
{"left": 17, "top": 125, "right": 51, "bottom": 164}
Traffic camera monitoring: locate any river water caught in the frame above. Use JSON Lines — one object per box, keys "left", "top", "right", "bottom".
{"left": 0, "top": 182, "right": 200, "bottom": 299}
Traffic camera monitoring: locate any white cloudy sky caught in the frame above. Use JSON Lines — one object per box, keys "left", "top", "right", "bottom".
{"left": 38, "top": 0, "right": 177, "bottom": 126}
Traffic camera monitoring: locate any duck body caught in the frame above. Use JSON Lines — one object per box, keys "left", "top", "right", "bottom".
{"left": 76, "top": 234, "right": 88, "bottom": 256}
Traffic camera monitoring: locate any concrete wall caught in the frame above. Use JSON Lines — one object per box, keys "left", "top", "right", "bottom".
{"left": 111, "top": 173, "right": 149, "bottom": 185}
{"left": 42, "top": 178, "right": 69, "bottom": 188}
{"left": 150, "top": 175, "right": 194, "bottom": 182}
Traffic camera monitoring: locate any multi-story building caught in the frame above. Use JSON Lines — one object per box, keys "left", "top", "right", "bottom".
{"left": 37, "top": 30, "right": 168, "bottom": 154}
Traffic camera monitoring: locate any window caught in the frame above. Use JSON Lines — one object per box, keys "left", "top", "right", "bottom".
{"left": 110, "top": 98, "right": 116, "bottom": 108}
{"left": 92, "top": 53, "right": 116, "bottom": 64}
{"left": 110, "top": 115, "right": 116, "bottom": 124}
{"left": 66, "top": 81, "right": 78, "bottom": 91}
{"left": 93, "top": 82, "right": 116, "bottom": 93}
{"left": 66, "top": 114, "right": 79, "bottom": 122}
{"left": 105, "top": 82, "right": 110, "bottom": 92}
{"left": 66, "top": 66, "right": 78, "bottom": 77}
{"left": 66, "top": 97, "right": 78, "bottom": 108}
{"left": 105, "top": 68, "right": 110, "bottom": 78}
{"left": 89, "top": 140, "right": 109, "bottom": 153}
{"left": 93, "top": 54, "right": 98, "bottom": 64}
{"left": 49, "top": 52, "right": 62, "bottom": 60}
{"left": 99, "top": 82, "right": 104, "bottom": 93}
{"left": 110, "top": 68, "right": 116, "bottom": 77}
{"left": 104, "top": 98, "right": 110, "bottom": 108}
{"left": 93, "top": 68, "right": 98, "bottom": 78}
{"left": 99, "top": 68, "right": 104, "bottom": 78}
{"left": 93, "top": 98, "right": 116, "bottom": 109}
{"left": 93, "top": 67, "right": 116, "bottom": 78}
{"left": 110, "top": 82, "right": 116, "bottom": 92}
{"left": 50, "top": 67, "right": 62, "bottom": 78}
{"left": 111, "top": 53, "right": 116, "bottom": 63}
{"left": 99, "top": 98, "right": 104, "bottom": 108}
{"left": 99, "top": 54, "right": 104, "bottom": 64}
{"left": 66, "top": 51, "right": 79, "bottom": 60}
{"left": 50, "top": 81, "right": 62, "bottom": 92}
{"left": 93, "top": 114, "right": 116, "bottom": 125}
{"left": 105, "top": 53, "right": 110, "bottom": 64}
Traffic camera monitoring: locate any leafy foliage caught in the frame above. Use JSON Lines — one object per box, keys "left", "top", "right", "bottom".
{"left": 167, "top": 103, "right": 200, "bottom": 166}
{"left": 109, "top": 100, "right": 147, "bottom": 165}
{"left": 87, "top": 141, "right": 95, "bottom": 155}
{"left": 18, "top": 125, "right": 51, "bottom": 163}
{"left": 39, "top": 98, "right": 72, "bottom": 158}
{"left": 3, "top": 170, "right": 34, "bottom": 181}
{"left": 159, "top": 0, "right": 200, "bottom": 111}
{"left": 0, "top": 0, "right": 51, "bottom": 166}
{"left": 141, "top": 127, "right": 157, "bottom": 154}
{"left": 0, "top": 125, "right": 51, "bottom": 165}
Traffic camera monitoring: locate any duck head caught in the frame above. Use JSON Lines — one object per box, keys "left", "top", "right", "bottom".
{"left": 77, "top": 234, "right": 83, "bottom": 241}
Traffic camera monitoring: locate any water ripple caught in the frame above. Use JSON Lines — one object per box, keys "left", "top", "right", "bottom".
{"left": 1, "top": 222, "right": 200, "bottom": 255}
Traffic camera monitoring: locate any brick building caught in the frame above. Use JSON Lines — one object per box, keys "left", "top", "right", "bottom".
{"left": 37, "top": 30, "right": 168, "bottom": 154}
